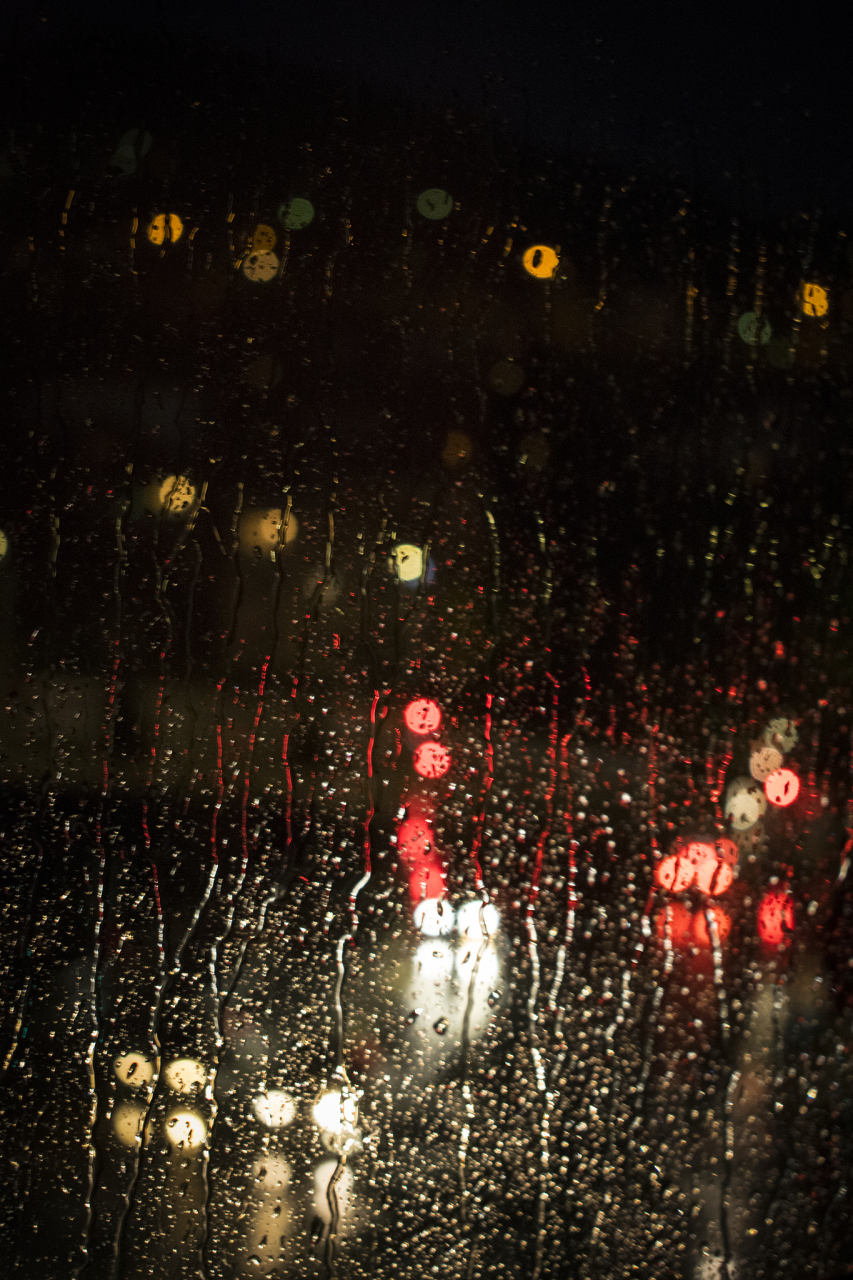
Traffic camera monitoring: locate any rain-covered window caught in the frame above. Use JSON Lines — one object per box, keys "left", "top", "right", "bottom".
{"left": 2, "top": 12, "right": 853, "bottom": 1280}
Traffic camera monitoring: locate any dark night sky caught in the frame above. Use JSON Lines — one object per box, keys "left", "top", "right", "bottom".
{"left": 4, "top": 0, "right": 849, "bottom": 213}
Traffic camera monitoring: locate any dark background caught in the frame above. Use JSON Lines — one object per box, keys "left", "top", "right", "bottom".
{"left": 2, "top": 0, "right": 848, "bottom": 215}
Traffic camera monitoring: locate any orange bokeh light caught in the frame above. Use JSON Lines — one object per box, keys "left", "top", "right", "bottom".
{"left": 413, "top": 741, "right": 451, "bottom": 779}
{"left": 757, "top": 887, "right": 794, "bottom": 946}
{"left": 764, "top": 768, "right": 800, "bottom": 807}
{"left": 655, "top": 853, "right": 694, "bottom": 893}
{"left": 654, "top": 901, "right": 731, "bottom": 949}
{"left": 656, "top": 839, "right": 735, "bottom": 896}
{"left": 693, "top": 904, "right": 732, "bottom": 947}
{"left": 403, "top": 698, "right": 442, "bottom": 736}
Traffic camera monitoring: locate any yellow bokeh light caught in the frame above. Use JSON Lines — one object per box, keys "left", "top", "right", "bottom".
{"left": 114, "top": 1051, "right": 155, "bottom": 1089}
{"left": 389, "top": 543, "right": 424, "bottom": 583}
{"left": 163, "top": 1058, "right": 206, "bottom": 1094}
{"left": 165, "top": 1108, "right": 207, "bottom": 1150}
{"left": 112, "top": 1102, "right": 147, "bottom": 1147}
{"left": 147, "top": 213, "right": 184, "bottom": 246}
{"left": 522, "top": 244, "right": 559, "bottom": 279}
{"left": 147, "top": 476, "right": 199, "bottom": 520}
{"left": 801, "top": 282, "right": 828, "bottom": 317}
{"left": 237, "top": 507, "right": 298, "bottom": 557}
{"left": 251, "top": 223, "right": 277, "bottom": 253}
{"left": 242, "top": 250, "right": 280, "bottom": 283}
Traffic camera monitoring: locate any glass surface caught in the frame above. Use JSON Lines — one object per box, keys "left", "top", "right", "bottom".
{"left": 1, "top": 17, "right": 852, "bottom": 1280}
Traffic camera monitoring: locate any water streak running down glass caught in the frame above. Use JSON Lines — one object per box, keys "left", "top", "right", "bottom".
{"left": 1, "top": 24, "right": 853, "bottom": 1280}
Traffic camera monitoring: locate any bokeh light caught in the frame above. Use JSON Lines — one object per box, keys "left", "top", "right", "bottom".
{"left": 163, "top": 1058, "right": 206, "bottom": 1094}
{"left": 147, "top": 213, "right": 183, "bottom": 246}
{"left": 801, "top": 282, "right": 829, "bottom": 317}
{"left": 237, "top": 508, "right": 298, "bottom": 556}
{"left": 750, "top": 745, "right": 783, "bottom": 781}
{"left": 242, "top": 250, "right": 280, "bottom": 283}
{"left": 251, "top": 223, "right": 277, "bottom": 252}
{"left": 252, "top": 1089, "right": 297, "bottom": 1129}
{"left": 764, "top": 767, "right": 800, "bottom": 807}
{"left": 114, "top": 1051, "right": 155, "bottom": 1089}
{"left": 279, "top": 197, "right": 314, "bottom": 229}
{"left": 164, "top": 1109, "right": 207, "bottom": 1150}
{"left": 416, "top": 189, "right": 453, "bottom": 220}
{"left": 413, "top": 741, "right": 451, "bottom": 779}
{"left": 757, "top": 886, "right": 795, "bottom": 946}
{"left": 724, "top": 778, "right": 768, "bottom": 829}
{"left": 112, "top": 1101, "right": 147, "bottom": 1147}
{"left": 763, "top": 717, "right": 798, "bottom": 752}
{"left": 456, "top": 899, "right": 500, "bottom": 938}
{"left": 403, "top": 698, "right": 442, "bottom": 735}
{"left": 655, "top": 852, "right": 694, "bottom": 893}
{"left": 413, "top": 897, "right": 454, "bottom": 936}
{"left": 312, "top": 1087, "right": 359, "bottom": 1135}
{"left": 389, "top": 543, "right": 424, "bottom": 583}
{"left": 522, "top": 245, "right": 559, "bottom": 279}
{"left": 737, "top": 311, "right": 772, "bottom": 345}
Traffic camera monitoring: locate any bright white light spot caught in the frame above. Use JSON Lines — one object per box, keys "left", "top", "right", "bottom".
{"left": 456, "top": 899, "right": 500, "bottom": 938}
{"left": 163, "top": 1058, "right": 206, "bottom": 1094}
{"left": 312, "top": 1088, "right": 359, "bottom": 1135}
{"left": 165, "top": 1109, "right": 207, "bottom": 1150}
{"left": 413, "top": 897, "right": 454, "bottom": 936}
{"left": 389, "top": 543, "right": 424, "bottom": 583}
{"left": 724, "top": 778, "right": 767, "bottom": 830}
{"left": 253, "top": 1089, "right": 297, "bottom": 1129}
{"left": 114, "top": 1051, "right": 155, "bottom": 1089}
{"left": 763, "top": 717, "right": 798, "bottom": 752}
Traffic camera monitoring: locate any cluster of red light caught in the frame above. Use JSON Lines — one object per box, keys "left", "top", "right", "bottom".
{"left": 655, "top": 901, "right": 732, "bottom": 948}
{"left": 404, "top": 698, "right": 452, "bottom": 780}
{"left": 396, "top": 803, "right": 446, "bottom": 902}
{"left": 654, "top": 838, "right": 737, "bottom": 898}
{"left": 756, "top": 886, "right": 795, "bottom": 946}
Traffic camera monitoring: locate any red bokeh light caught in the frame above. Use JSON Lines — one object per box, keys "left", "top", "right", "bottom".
{"left": 397, "top": 802, "right": 446, "bottom": 903}
{"left": 397, "top": 812, "right": 433, "bottom": 863}
{"left": 403, "top": 698, "right": 442, "bottom": 736}
{"left": 757, "top": 887, "right": 795, "bottom": 946}
{"left": 714, "top": 838, "right": 739, "bottom": 868}
{"left": 693, "top": 903, "right": 732, "bottom": 947}
{"left": 413, "top": 741, "right": 451, "bottom": 779}
{"left": 655, "top": 853, "right": 694, "bottom": 893}
{"left": 654, "top": 901, "right": 731, "bottom": 949}
{"left": 655, "top": 839, "right": 735, "bottom": 896}
{"left": 693, "top": 851, "right": 734, "bottom": 896}
{"left": 764, "top": 768, "right": 800, "bottom": 807}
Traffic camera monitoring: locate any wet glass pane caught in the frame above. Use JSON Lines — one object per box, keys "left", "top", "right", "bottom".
{"left": 1, "top": 13, "right": 852, "bottom": 1280}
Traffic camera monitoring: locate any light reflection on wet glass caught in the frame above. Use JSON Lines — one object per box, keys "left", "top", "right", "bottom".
{"left": 1, "top": 32, "right": 853, "bottom": 1280}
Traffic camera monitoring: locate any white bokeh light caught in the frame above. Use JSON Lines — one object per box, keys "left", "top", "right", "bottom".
{"left": 252, "top": 1089, "right": 297, "bottom": 1129}
{"left": 456, "top": 900, "right": 500, "bottom": 939}
{"left": 413, "top": 897, "right": 454, "bottom": 936}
